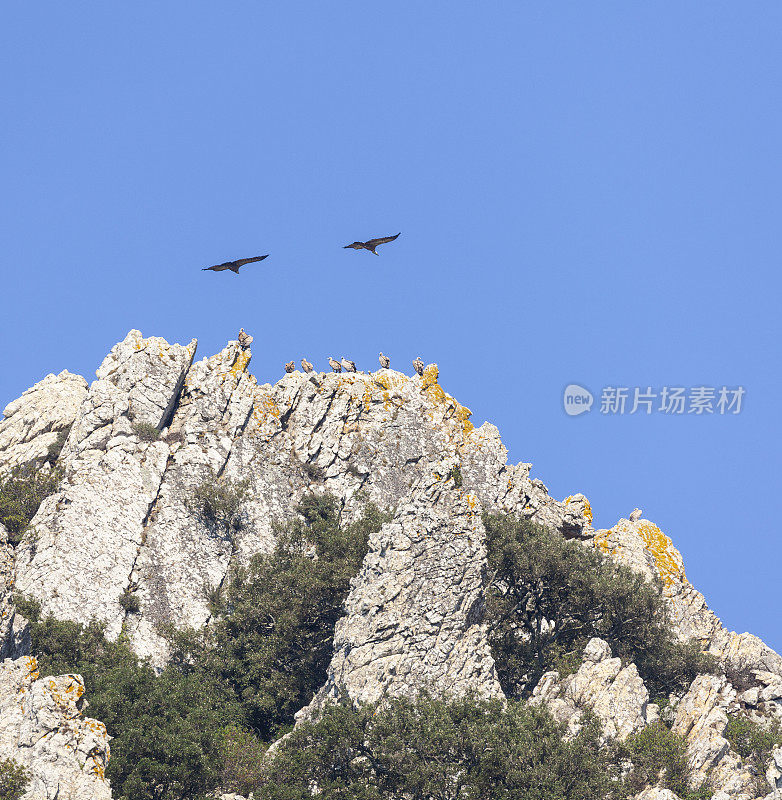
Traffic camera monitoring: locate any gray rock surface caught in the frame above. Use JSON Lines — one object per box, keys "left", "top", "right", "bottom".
{"left": 10, "top": 335, "right": 590, "bottom": 665}
{"left": 531, "top": 637, "right": 657, "bottom": 741}
{"left": 299, "top": 460, "right": 502, "bottom": 717}
{"left": 0, "top": 371, "right": 88, "bottom": 470}
{"left": 588, "top": 516, "right": 782, "bottom": 682}
{"left": 0, "top": 656, "right": 111, "bottom": 800}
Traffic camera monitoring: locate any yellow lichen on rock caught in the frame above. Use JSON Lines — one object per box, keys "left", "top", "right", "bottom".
{"left": 636, "top": 521, "right": 686, "bottom": 590}
{"left": 565, "top": 494, "right": 593, "bottom": 524}
{"left": 420, "top": 365, "right": 474, "bottom": 441}
{"left": 227, "top": 348, "right": 252, "bottom": 381}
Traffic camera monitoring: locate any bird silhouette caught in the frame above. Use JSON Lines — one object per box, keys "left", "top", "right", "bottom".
{"left": 301, "top": 358, "right": 314, "bottom": 373}
{"left": 342, "top": 358, "right": 357, "bottom": 372}
{"left": 328, "top": 357, "right": 342, "bottom": 373}
{"left": 237, "top": 329, "right": 253, "bottom": 349}
{"left": 343, "top": 233, "right": 400, "bottom": 255}
{"left": 379, "top": 352, "right": 390, "bottom": 369}
{"left": 202, "top": 255, "right": 269, "bottom": 273}
{"left": 413, "top": 357, "right": 424, "bottom": 376}
{"left": 284, "top": 361, "right": 295, "bottom": 374}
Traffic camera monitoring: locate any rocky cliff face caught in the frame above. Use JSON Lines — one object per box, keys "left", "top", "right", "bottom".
{"left": 1, "top": 330, "right": 780, "bottom": 799}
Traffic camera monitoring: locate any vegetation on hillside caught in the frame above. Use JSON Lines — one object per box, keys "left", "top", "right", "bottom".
{"left": 259, "top": 694, "right": 614, "bottom": 800}
{"left": 0, "top": 757, "right": 31, "bottom": 800}
{"left": 14, "top": 493, "right": 388, "bottom": 800}
{"left": 482, "top": 512, "right": 717, "bottom": 699}
{"left": 7, "top": 496, "right": 726, "bottom": 798}
{"left": 0, "top": 462, "right": 61, "bottom": 546}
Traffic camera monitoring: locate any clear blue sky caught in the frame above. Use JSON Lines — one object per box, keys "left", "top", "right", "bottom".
{"left": 2, "top": 4, "right": 780, "bottom": 649}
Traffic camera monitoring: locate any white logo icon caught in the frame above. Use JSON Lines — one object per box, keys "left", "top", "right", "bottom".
{"left": 563, "top": 384, "right": 593, "bottom": 416}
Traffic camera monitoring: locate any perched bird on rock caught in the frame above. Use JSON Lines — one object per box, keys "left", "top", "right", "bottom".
{"left": 343, "top": 232, "right": 400, "bottom": 255}
{"left": 237, "top": 328, "right": 253, "bottom": 349}
{"left": 284, "top": 361, "right": 295, "bottom": 373}
{"left": 342, "top": 357, "right": 357, "bottom": 372}
{"left": 202, "top": 255, "right": 269, "bottom": 273}
{"left": 629, "top": 508, "right": 643, "bottom": 523}
{"left": 301, "top": 358, "right": 314, "bottom": 373}
{"left": 379, "top": 352, "right": 390, "bottom": 369}
{"left": 413, "top": 357, "right": 424, "bottom": 376}
{"left": 328, "top": 357, "right": 342, "bottom": 373}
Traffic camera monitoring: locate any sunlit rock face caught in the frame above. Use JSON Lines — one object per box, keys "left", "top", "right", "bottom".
{"left": 1, "top": 329, "right": 781, "bottom": 799}
{"left": 0, "top": 656, "right": 111, "bottom": 800}
{"left": 5, "top": 330, "right": 589, "bottom": 667}
{"left": 0, "top": 370, "right": 88, "bottom": 470}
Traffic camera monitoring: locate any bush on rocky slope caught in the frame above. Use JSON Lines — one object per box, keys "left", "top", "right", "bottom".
{"left": 13, "top": 494, "right": 388, "bottom": 799}
{"left": 0, "top": 462, "right": 62, "bottom": 546}
{"left": 185, "top": 470, "right": 250, "bottom": 543}
{"left": 724, "top": 712, "right": 782, "bottom": 796}
{"left": 13, "top": 597, "right": 242, "bottom": 800}
{"left": 483, "top": 512, "right": 717, "bottom": 699}
{"left": 0, "top": 757, "right": 31, "bottom": 800}
{"left": 613, "top": 720, "right": 710, "bottom": 799}
{"left": 259, "top": 693, "right": 614, "bottom": 800}
{"left": 167, "top": 493, "right": 391, "bottom": 741}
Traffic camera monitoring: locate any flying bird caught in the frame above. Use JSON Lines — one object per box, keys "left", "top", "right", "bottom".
{"left": 202, "top": 255, "right": 269, "bottom": 274}
{"left": 237, "top": 328, "right": 253, "bottom": 349}
{"left": 301, "top": 358, "right": 314, "bottom": 373}
{"left": 343, "top": 233, "right": 400, "bottom": 255}
{"left": 342, "top": 358, "right": 357, "bottom": 373}
{"left": 284, "top": 361, "right": 295, "bottom": 374}
{"left": 379, "top": 352, "right": 390, "bottom": 369}
{"left": 413, "top": 357, "right": 424, "bottom": 376}
{"left": 328, "top": 357, "right": 342, "bottom": 373}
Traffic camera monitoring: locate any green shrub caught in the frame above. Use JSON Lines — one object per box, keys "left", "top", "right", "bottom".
{"left": 483, "top": 512, "right": 717, "bottom": 698}
{"left": 132, "top": 421, "right": 161, "bottom": 442}
{"left": 302, "top": 461, "right": 324, "bottom": 481}
{"left": 15, "top": 596, "right": 242, "bottom": 800}
{"left": 259, "top": 693, "right": 613, "bottom": 800}
{"left": 186, "top": 471, "right": 250, "bottom": 540}
{"left": 218, "top": 726, "right": 267, "bottom": 796}
{"left": 0, "top": 463, "right": 62, "bottom": 546}
{"left": 169, "top": 494, "right": 390, "bottom": 741}
{"left": 447, "top": 464, "right": 463, "bottom": 488}
{"left": 725, "top": 712, "right": 782, "bottom": 794}
{"left": 614, "top": 720, "right": 703, "bottom": 798}
{"left": 0, "top": 757, "right": 31, "bottom": 800}
{"left": 118, "top": 588, "right": 141, "bottom": 613}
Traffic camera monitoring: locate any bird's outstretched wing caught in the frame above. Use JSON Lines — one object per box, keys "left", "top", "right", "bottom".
{"left": 202, "top": 255, "right": 269, "bottom": 272}
{"left": 233, "top": 255, "right": 269, "bottom": 268}
{"left": 365, "top": 233, "right": 400, "bottom": 248}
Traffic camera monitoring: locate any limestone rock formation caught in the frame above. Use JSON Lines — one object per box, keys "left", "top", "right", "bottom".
{"left": 0, "top": 370, "right": 88, "bottom": 470}
{"left": 531, "top": 637, "right": 658, "bottom": 741}
{"left": 6, "top": 333, "right": 590, "bottom": 666}
{"left": 0, "top": 656, "right": 111, "bottom": 800}
{"left": 300, "top": 460, "right": 503, "bottom": 718}
{"left": 1, "top": 329, "right": 781, "bottom": 799}
{"left": 589, "top": 515, "right": 782, "bottom": 681}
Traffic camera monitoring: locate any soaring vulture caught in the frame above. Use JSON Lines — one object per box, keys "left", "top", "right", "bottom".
{"left": 301, "top": 358, "right": 314, "bottom": 373}
{"left": 379, "top": 352, "right": 390, "bottom": 369}
{"left": 328, "top": 357, "right": 342, "bottom": 373}
{"left": 343, "top": 232, "right": 400, "bottom": 255}
{"left": 202, "top": 255, "right": 269, "bottom": 273}
{"left": 237, "top": 328, "right": 253, "bottom": 349}
{"left": 342, "top": 357, "right": 357, "bottom": 372}
{"left": 284, "top": 361, "right": 295, "bottom": 373}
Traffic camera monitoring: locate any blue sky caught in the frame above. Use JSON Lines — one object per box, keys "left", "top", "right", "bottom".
{"left": 2, "top": 4, "right": 780, "bottom": 649}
